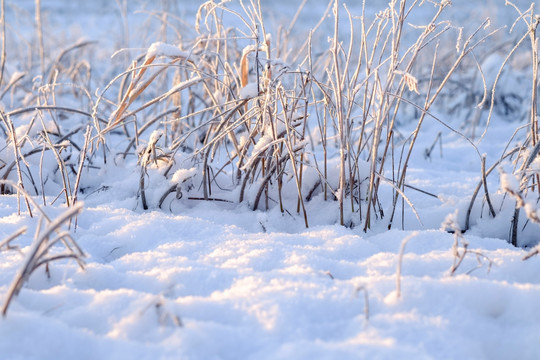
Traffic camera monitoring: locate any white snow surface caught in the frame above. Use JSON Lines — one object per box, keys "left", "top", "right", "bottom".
{"left": 1, "top": 1, "right": 540, "bottom": 359}
{"left": 2, "top": 196, "right": 540, "bottom": 360}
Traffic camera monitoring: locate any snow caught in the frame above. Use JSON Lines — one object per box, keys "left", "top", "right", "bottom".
{"left": 2, "top": 200, "right": 539, "bottom": 359}
{"left": 145, "top": 42, "right": 189, "bottom": 61}
{"left": 1, "top": 0, "right": 540, "bottom": 359}
{"left": 239, "top": 83, "right": 259, "bottom": 99}
{"left": 242, "top": 44, "right": 259, "bottom": 58}
{"left": 499, "top": 169, "right": 520, "bottom": 194}
{"left": 171, "top": 168, "right": 197, "bottom": 184}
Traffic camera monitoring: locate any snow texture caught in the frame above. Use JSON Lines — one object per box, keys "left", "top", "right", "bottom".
{"left": 1, "top": 198, "right": 539, "bottom": 360}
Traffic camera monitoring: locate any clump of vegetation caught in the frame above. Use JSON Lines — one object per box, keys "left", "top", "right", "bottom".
{"left": 1, "top": 1, "right": 539, "bottom": 230}
{"left": 85, "top": 0, "right": 499, "bottom": 231}
{"left": 463, "top": 2, "right": 540, "bottom": 248}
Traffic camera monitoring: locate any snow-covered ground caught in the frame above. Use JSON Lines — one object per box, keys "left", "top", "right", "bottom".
{"left": 1, "top": 0, "right": 540, "bottom": 359}
{"left": 2, "top": 196, "right": 539, "bottom": 360}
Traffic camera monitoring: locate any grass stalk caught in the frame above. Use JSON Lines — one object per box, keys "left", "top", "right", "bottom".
{"left": 2, "top": 203, "right": 84, "bottom": 316}
{"left": 396, "top": 231, "right": 418, "bottom": 299}
{"left": 35, "top": 0, "right": 45, "bottom": 76}
{"left": 0, "top": 0, "right": 5, "bottom": 88}
{"left": 0, "top": 112, "right": 33, "bottom": 217}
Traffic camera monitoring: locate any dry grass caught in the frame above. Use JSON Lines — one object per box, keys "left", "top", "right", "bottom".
{"left": 0, "top": 1, "right": 535, "bottom": 229}
{"left": 0, "top": 1, "right": 534, "bottom": 226}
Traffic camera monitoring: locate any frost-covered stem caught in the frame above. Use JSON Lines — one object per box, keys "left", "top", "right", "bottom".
{"left": 0, "top": 0, "right": 5, "bottom": 88}
{"left": 331, "top": 0, "right": 346, "bottom": 226}
{"left": 389, "top": 20, "right": 491, "bottom": 229}
{"left": 35, "top": 0, "right": 44, "bottom": 76}
{"left": 340, "top": 4, "right": 359, "bottom": 214}
{"left": 289, "top": 0, "right": 333, "bottom": 64}
{"left": 481, "top": 155, "right": 496, "bottom": 218}
{"left": 355, "top": 285, "right": 370, "bottom": 322}
{"left": 71, "top": 126, "right": 92, "bottom": 208}
{"left": 251, "top": 156, "right": 289, "bottom": 211}
{"left": 123, "top": 108, "right": 178, "bottom": 158}
{"left": 463, "top": 147, "right": 522, "bottom": 231}
{"left": 7, "top": 106, "right": 106, "bottom": 123}
{"left": 2, "top": 203, "right": 84, "bottom": 316}
{"left": 116, "top": 0, "right": 130, "bottom": 66}
{"left": 0, "top": 177, "right": 85, "bottom": 262}
{"left": 480, "top": 29, "right": 530, "bottom": 142}
{"left": 449, "top": 235, "right": 468, "bottom": 276}
{"left": 510, "top": 207, "right": 519, "bottom": 247}
{"left": 528, "top": 13, "right": 539, "bottom": 192}
{"left": 390, "top": 0, "right": 407, "bottom": 65}
{"left": 529, "top": 13, "right": 539, "bottom": 146}
{"left": 279, "top": 88, "right": 309, "bottom": 228}
{"left": 306, "top": 31, "right": 328, "bottom": 203}
{"left": 344, "top": 3, "right": 367, "bottom": 213}
{"left": 39, "top": 146, "right": 46, "bottom": 206}
{"left": 363, "top": 88, "right": 383, "bottom": 230}
{"left": 296, "top": 142, "right": 304, "bottom": 214}
{"left": 323, "top": 100, "right": 328, "bottom": 202}
{"left": 140, "top": 168, "right": 148, "bottom": 210}
{"left": 396, "top": 231, "right": 418, "bottom": 299}
{"left": 1, "top": 113, "right": 33, "bottom": 217}
{"left": 296, "top": 76, "right": 310, "bottom": 214}
{"left": 0, "top": 227, "right": 26, "bottom": 251}
{"left": 363, "top": 93, "right": 388, "bottom": 230}
{"left": 364, "top": 0, "right": 411, "bottom": 231}
{"left": 201, "top": 149, "right": 211, "bottom": 200}
{"left": 374, "top": 2, "right": 447, "bottom": 211}
{"left": 372, "top": 1, "right": 450, "bottom": 230}
{"left": 267, "top": 99, "right": 285, "bottom": 213}
{"left": 38, "top": 112, "right": 71, "bottom": 206}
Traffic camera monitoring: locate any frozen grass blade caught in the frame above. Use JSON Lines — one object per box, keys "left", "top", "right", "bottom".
{"left": 0, "top": 0, "right": 5, "bottom": 88}
{"left": 2, "top": 202, "right": 84, "bottom": 316}
{"left": 0, "top": 227, "right": 26, "bottom": 252}
{"left": 396, "top": 231, "right": 418, "bottom": 299}
{"left": 355, "top": 285, "right": 370, "bottom": 323}
{"left": 0, "top": 112, "right": 33, "bottom": 217}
